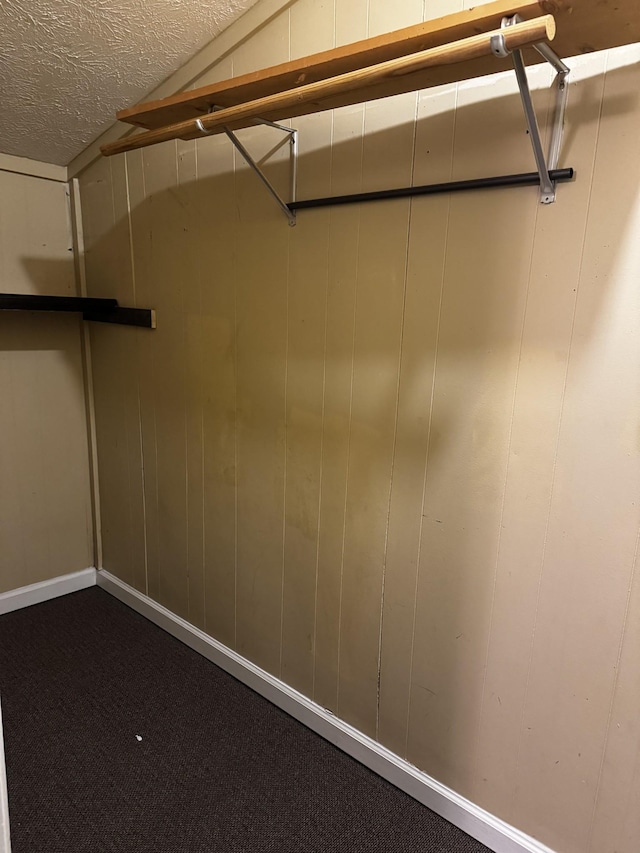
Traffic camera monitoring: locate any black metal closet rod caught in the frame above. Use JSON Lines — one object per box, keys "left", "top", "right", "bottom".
{"left": 289, "top": 168, "right": 574, "bottom": 211}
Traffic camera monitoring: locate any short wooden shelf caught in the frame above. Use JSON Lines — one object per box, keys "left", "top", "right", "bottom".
{"left": 102, "top": 0, "right": 640, "bottom": 158}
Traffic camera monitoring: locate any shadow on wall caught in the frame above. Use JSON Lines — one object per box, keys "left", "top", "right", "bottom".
{"left": 0, "top": 247, "right": 78, "bottom": 353}
{"left": 0, "top": 255, "right": 93, "bottom": 595}
{"left": 75, "top": 61, "right": 639, "bottom": 842}
{"left": 0, "top": 254, "right": 87, "bottom": 461}
{"left": 1, "top": 229, "right": 81, "bottom": 379}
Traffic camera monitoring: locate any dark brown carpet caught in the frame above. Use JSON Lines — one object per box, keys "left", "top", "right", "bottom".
{"left": 0, "top": 587, "right": 491, "bottom": 852}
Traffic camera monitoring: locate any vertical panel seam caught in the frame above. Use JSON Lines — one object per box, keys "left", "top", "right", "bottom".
{"left": 405, "top": 77, "right": 459, "bottom": 757}
{"left": 312, "top": 101, "right": 335, "bottom": 702}
{"left": 471, "top": 182, "right": 544, "bottom": 786}
{"left": 279, "top": 7, "right": 293, "bottom": 680}
{"left": 70, "top": 176, "right": 104, "bottom": 572}
{"left": 336, "top": 108, "right": 366, "bottom": 718}
{"left": 376, "top": 87, "right": 420, "bottom": 742}
{"left": 194, "top": 140, "right": 207, "bottom": 628}
{"left": 110, "top": 157, "right": 136, "bottom": 587}
{"left": 586, "top": 520, "right": 640, "bottom": 851}
{"left": 124, "top": 153, "right": 150, "bottom": 597}
{"left": 141, "top": 152, "right": 162, "bottom": 604}
{"left": 178, "top": 141, "right": 190, "bottom": 620}
{"left": 280, "top": 209, "right": 291, "bottom": 680}
{"left": 232, "top": 73, "right": 239, "bottom": 649}
{"left": 337, "top": 0, "right": 370, "bottom": 725}
{"left": 510, "top": 57, "right": 609, "bottom": 815}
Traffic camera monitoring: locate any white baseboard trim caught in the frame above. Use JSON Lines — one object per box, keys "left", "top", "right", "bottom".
{"left": 97, "top": 569, "right": 555, "bottom": 853}
{"left": 0, "top": 568, "right": 96, "bottom": 616}
{"left": 0, "top": 700, "right": 11, "bottom": 853}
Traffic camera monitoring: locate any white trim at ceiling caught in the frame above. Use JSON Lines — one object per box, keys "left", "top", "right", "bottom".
{"left": 67, "top": 0, "right": 296, "bottom": 179}
{"left": 0, "top": 153, "right": 67, "bottom": 183}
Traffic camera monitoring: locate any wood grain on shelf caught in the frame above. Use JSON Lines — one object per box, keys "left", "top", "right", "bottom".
{"left": 115, "top": 0, "right": 639, "bottom": 133}
{"left": 102, "top": 15, "right": 555, "bottom": 157}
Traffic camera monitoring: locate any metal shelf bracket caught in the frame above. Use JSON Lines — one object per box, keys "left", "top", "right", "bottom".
{"left": 500, "top": 14, "right": 570, "bottom": 204}
{"left": 193, "top": 19, "right": 569, "bottom": 217}
{"left": 198, "top": 115, "right": 298, "bottom": 225}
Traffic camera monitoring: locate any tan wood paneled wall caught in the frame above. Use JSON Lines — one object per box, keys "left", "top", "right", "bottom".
{"left": 0, "top": 169, "right": 94, "bottom": 593}
{"left": 78, "top": 1, "right": 640, "bottom": 851}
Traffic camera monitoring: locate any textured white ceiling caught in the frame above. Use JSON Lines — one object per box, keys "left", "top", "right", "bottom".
{"left": 0, "top": 0, "right": 259, "bottom": 166}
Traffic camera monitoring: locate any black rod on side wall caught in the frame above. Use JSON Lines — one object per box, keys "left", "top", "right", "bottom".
{"left": 0, "top": 293, "right": 155, "bottom": 329}
{"left": 0, "top": 294, "right": 119, "bottom": 313}
{"left": 289, "top": 168, "right": 574, "bottom": 212}
{"left": 82, "top": 307, "right": 156, "bottom": 328}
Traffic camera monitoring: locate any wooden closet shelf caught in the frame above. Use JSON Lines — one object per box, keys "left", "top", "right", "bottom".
{"left": 99, "top": 0, "right": 639, "bottom": 210}
{"left": 103, "top": 14, "right": 557, "bottom": 156}
{"left": 109, "top": 0, "right": 639, "bottom": 141}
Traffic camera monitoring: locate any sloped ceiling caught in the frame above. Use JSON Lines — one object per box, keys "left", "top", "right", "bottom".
{"left": 0, "top": 0, "right": 259, "bottom": 166}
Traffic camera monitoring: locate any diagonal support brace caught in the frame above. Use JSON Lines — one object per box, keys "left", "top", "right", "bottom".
{"left": 197, "top": 116, "right": 297, "bottom": 225}
{"left": 498, "top": 15, "right": 570, "bottom": 204}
